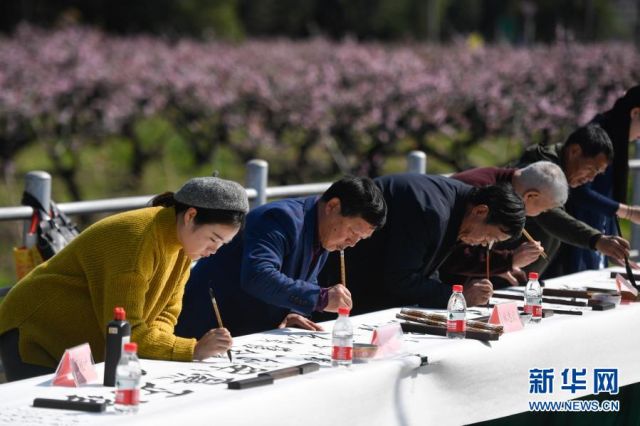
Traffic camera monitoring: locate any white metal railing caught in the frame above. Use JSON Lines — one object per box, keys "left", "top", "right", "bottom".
{"left": 2, "top": 145, "right": 640, "bottom": 281}
{"left": 0, "top": 151, "right": 427, "bottom": 241}
{"left": 3, "top": 145, "right": 640, "bottom": 234}
{"left": 0, "top": 151, "right": 427, "bottom": 222}
{"left": 0, "top": 152, "right": 427, "bottom": 294}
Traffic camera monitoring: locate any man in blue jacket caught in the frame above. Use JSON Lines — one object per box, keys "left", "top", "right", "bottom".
{"left": 175, "top": 176, "right": 387, "bottom": 337}
{"left": 320, "top": 174, "right": 526, "bottom": 314}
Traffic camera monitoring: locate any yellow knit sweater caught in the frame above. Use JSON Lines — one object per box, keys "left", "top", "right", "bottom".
{"left": 0, "top": 206, "right": 196, "bottom": 368}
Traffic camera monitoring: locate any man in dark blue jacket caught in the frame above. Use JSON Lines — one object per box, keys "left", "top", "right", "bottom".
{"left": 175, "top": 176, "right": 387, "bottom": 337}
{"left": 321, "top": 174, "right": 526, "bottom": 315}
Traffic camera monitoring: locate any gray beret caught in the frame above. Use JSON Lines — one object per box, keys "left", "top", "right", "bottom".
{"left": 174, "top": 177, "right": 249, "bottom": 213}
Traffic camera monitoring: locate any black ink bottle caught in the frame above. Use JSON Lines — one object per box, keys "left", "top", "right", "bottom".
{"left": 103, "top": 306, "right": 131, "bottom": 386}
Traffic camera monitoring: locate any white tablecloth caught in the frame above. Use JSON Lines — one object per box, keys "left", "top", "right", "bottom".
{"left": 0, "top": 268, "right": 638, "bottom": 425}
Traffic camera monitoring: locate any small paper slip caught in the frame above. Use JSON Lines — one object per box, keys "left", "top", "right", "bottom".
{"left": 489, "top": 302, "right": 523, "bottom": 333}
{"left": 371, "top": 323, "right": 404, "bottom": 358}
{"left": 615, "top": 273, "right": 638, "bottom": 297}
{"left": 52, "top": 343, "right": 97, "bottom": 387}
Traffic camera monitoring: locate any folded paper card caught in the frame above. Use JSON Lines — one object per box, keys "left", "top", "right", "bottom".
{"left": 489, "top": 302, "right": 523, "bottom": 332}
{"left": 615, "top": 273, "right": 638, "bottom": 302}
{"left": 52, "top": 343, "right": 97, "bottom": 387}
{"left": 371, "top": 323, "right": 403, "bottom": 358}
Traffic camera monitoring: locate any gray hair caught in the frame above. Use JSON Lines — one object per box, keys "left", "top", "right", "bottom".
{"left": 518, "top": 161, "right": 568, "bottom": 206}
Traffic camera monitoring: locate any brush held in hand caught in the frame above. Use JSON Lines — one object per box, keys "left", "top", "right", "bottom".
{"left": 208, "top": 288, "right": 233, "bottom": 362}
{"left": 340, "top": 250, "right": 347, "bottom": 287}
{"left": 521, "top": 229, "right": 548, "bottom": 260}
{"left": 614, "top": 217, "right": 638, "bottom": 290}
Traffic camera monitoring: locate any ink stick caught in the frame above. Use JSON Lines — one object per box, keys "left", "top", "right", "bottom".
{"left": 591, "top": 301, "right": 615, "bottom": 311}
{"left": 610, "top": 271, "right": 640, "bottom": 281}
{"left": 33, "top": 398, "right": 107, "bottom": 413}
{"left": 258, "top": 366, "right": 299, "bottom": 380}
{"left": 258, "top": 362, "right": 320, "bottom": 380}
{"left": 227, "top": 375, "right": 274, "bottom": 390}
{"left": 298, "top": 362, "right": 320, "bottom": 374}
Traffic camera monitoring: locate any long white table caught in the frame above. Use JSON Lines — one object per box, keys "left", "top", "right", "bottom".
{"left": 0, "top": 268, "right": 638, "bottom": 425}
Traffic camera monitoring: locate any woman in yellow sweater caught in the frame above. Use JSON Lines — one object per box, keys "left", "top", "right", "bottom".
{"left": 0, "top": 176, "right": 249, "bottom": 382}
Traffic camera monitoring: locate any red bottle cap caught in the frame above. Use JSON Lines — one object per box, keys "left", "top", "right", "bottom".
{"left": 123, "top": 342, "right": 137, "bottom": 353}
{"left": 452, "top": 284, "right": 463, "bottom": 292}
{"left": 337, "top": 307, "right": 350, "bottom": 316}
{"left": 528, "top": 272, "right": 539, "bottom": 280}
{"left": 114, "top": 307, "right": 126, "bottom": 321}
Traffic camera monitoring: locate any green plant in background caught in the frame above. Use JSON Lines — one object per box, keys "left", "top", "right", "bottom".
{"left": 1, "top": 27, "right": 640, "bottom": 288}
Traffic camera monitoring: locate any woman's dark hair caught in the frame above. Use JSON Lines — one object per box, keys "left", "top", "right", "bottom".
{"left": 320, "top": 176, "right": 387, "bottom": 228}
{"left": 563, "top": 124, "right": 614, "bottom": 160}
{"left": 151, "top": 192, "right": 245, "bottom": 227}
{"left": 469, "top": 183, "right": 525, "bottom": 239}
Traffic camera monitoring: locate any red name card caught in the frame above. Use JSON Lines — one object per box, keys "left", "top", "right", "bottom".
{"left": 52, "top": 343, "right": 97, "bottom": 387}
{"left": 615, "top": 273, "right": 638, "bottom": 296}
{"left": 371, "top": 323, "right": 404, "bottom": 358}
{"left": 489, "top": 301, "right": 523, "bottom": 333}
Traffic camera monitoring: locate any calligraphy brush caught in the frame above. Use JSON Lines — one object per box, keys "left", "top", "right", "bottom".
{"left": 483, "top": 242, "right": 493, "bottom": 309}
{"left": 521, "top": 229, "right": 548, "bottom": 260}
{"left": 340, "top": 249, "right": 347, "bottom": 288}
{"left": 614, "top": 217, "right": 638, "bottom": 290}
{"left": 209, "top": 288, "right": 233, "bottom": 362}
{"left": 485, "top": 245, "right": 490, "bottom": 281}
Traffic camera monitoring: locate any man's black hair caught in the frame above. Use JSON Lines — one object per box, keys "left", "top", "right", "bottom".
{"left": 321, "top": 176, "right": 387, "bottom": 228}
{"left": 563, "top": 124, "right": 614, "bottom": 160}
{"left": 469, "top": 183, "right": 525, "bottom": 239}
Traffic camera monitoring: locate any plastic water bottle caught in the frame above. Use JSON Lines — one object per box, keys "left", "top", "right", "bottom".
{"left": 524, "top": 272, "right": 543, "bottom": 323}
{"left": 104, "top": 306, "right": 131, "bottom": 386}
{"left": 447, "top": 284, "right": 467, "bottom": 339}
{"left": 331, "top": 307, "right": 353, "bottom": 367}
{"left": 115, "top": 342, "right": 141, "bottom": 414}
